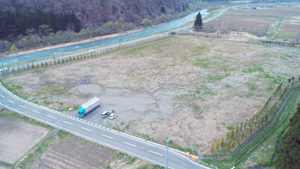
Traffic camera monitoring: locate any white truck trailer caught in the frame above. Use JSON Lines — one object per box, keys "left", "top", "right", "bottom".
{"left": 78, "top": 97, "right": 101, "bottom": 117}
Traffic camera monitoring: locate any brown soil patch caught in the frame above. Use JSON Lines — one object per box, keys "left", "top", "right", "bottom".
{"left": 210, "top": 16, "right": 278, "bottom": 28}
{"left": 35, "top": 136, "right": 113, "bottom": 169}
{"left": 280, "top": 24, "right": 300, "bottom": 32}
{"left": 3, "top": 36, "right": 300, "bottom": 155}
{"left": 227, "top": 8, "right": 300, "bottom": 16}
{"left": 35, "top": 135, "right": 150, "bottom": 169}
{"left": 0, "top": 117, "right": 49, "bottom": 164}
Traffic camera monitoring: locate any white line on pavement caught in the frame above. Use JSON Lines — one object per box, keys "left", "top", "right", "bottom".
{"left": 102, "top": 134, "right": 113, "bottom": 139}
{"left": 124, "top": 142, "right": 137, "bottom": 147}
{"left": 82, "top": 127, "right": 92, "bottom": 132}
{"left": 64, "top": 121, "right": 73, "bottom": 125}
{"left": 19, "top": 105, "right": 26, "bottom": 108}
{"left": 8, "top": 100, "right": 14, "bottom": 103}
{"left": 1, "top": 95, "right": 4, "bottom": 98}
{"left": 47, "top": 115, "right": 56, "bottom": 119}
{"left": 149, "top": 150, "right": 163, "bottom": 156}
{"left": 33, "top": 110, "right": 40, "bottom": 114}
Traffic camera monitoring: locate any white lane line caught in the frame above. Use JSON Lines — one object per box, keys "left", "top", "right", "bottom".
{"left": 33, "top": 110, "right": 40, "bottom": 114}
{"left": 124, "top": 142, "right": 137, "bottom": 147}
{"left": 64, "top": 121, "right": 73, "bottom": 125}
{"left": 1, "top": 95, "right": 4, "bottom": 98}
{"left": 19, "top": 105, "right": 26, "bottom": 109}
{"left": 102, "top": 134, "right": 113, "bottom": 139}
{"left": 47, "top": 115, "right": 56, "bottom": 119}
{"left": 82, "top": 127, "right": 92, "bottom": 132}
{"left": 8, "top": 100, "right": 14, "bottom": 103}
{"left": 149, "top": 150, "right": 163, "bottom": 156}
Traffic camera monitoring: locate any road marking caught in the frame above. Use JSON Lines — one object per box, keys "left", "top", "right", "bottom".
{"left": 19, "top": 105, "right": 26, "bottom": 109}
{"left": 64, "top": 121, "right": 73, "bottom": 125}
{"left": 0, "top": 95, "right": 4, "bottom": 98}
{"left": 47, "top": 115, "right": 56, "bottom": 119}
{"left": 149, "top": 150, "right": 163, "bottom": 156}
{"left": 102, "top": 134, "right": 113, "bottom": 139}
{"left": 8, "top": 100, "right": 14, "bottom": 103}
{"left": 33, "top": 110, "right": 40, "bottom": 114}
{"left": 82, "top": 127, "right": 92, "bottom": 132}
{"left": 124, "top": 142, "right": 137, "bottom": 147}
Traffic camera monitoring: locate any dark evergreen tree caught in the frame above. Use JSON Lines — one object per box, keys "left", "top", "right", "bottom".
{"left": 274, "top": 103, "right": 300, "bottom": 168}
{"left": 194, "top": 12, "right": 202, "bottom": 30}
{"left": 0, "top": 9, "right": 81, "bottom": 39}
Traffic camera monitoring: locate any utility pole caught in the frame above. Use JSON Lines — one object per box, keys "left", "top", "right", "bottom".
{"left": 58, "top": 105, "right": 65, "bottom": 132}
{"left": 164, "top": 137, "right": 170, "bottom": 169}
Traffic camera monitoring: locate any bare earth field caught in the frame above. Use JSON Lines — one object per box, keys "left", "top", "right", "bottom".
{"left": 279, "top": 16, "right": 300, "bottom": 32}
{"left": 0, "top": 115, "right": 49, "bottom": 164}
{"left": 35, "top": 135, "right": 151, "bottom": 169}
{"left": 2, "top": 36, "right": 300, "bottom": 155}
{"left": 227, "top": 8, "right": 300, "bottom": 17}
{"left": 210, "top": 16, "right": 278, "bottom": 28}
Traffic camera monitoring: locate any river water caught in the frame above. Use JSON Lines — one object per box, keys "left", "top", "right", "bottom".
{"left": 2, "top": 10, "right": 208, "bottom": 65}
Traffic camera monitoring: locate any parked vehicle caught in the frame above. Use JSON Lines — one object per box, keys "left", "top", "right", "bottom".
{"left": 101, "top": 111, "right": 111, "bottom": 118}
{"left": 78, "top": 97, "right": 101, "bottom": 117}
{"left": 109, "top": 113, "right": 117, "bottom": 120}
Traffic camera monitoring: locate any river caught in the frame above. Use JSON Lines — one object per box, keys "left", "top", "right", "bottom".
{"left": 2, "top": 10, "right": 208, "bottom": 65}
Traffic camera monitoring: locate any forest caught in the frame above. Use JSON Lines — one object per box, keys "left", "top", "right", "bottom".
{"left": 274, "top": 103, "right": 300, "bottom": 169}
{"left": 0, "top": 9, "right": 81, "bottom": 39}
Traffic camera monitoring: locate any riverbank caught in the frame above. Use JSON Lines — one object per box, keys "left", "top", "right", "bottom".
{"left": 1, "top": 28, "right": 145, "bottom": 59}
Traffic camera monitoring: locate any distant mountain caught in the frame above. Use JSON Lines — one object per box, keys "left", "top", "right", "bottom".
{"left": 0, "top": 0, "right": 188, "bottom": 28}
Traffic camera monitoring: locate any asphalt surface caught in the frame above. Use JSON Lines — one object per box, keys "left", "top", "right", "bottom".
{"left": 0, "top": 83, "right": 210, "bottom": 169}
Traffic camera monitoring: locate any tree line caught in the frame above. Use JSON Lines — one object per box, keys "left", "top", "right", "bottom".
{"left": 274, "top": 102, "right": 300, "bottom": 168}
{"left": 0, "top": 9, "right": 81, "bottom": 39}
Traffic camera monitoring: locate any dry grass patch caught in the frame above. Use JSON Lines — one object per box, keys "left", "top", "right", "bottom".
{"left": 2, "top": 36, "right": 300, "bottom": 155}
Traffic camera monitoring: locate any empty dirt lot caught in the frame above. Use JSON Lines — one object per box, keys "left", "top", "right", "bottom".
{"left": 0, "top": 112, "right": 49, "bottom": 164}
{"left": 2, "top": 36, "right": 300, "bottom": 154}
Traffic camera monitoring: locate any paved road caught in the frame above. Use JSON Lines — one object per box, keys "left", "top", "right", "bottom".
{"left": 0, "top": 83, "right": 210, "bottom": 169}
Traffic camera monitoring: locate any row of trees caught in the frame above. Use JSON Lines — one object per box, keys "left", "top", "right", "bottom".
{"left": 274, "top": 102, "right": 300, "bottom": 168}
{"left": 1, "top": 34, "right": 169, "bottom": 76}
{"left": 210, "top": 83, "right": 287, "bottom": 154}
{"left": 0, "top": 9, "right": 81, "bottom": 39}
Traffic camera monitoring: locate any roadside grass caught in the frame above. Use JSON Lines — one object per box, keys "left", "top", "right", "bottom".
{"left": 0, "top": 79, "right": 28, "bottom": 99}
{"left": 269, "top": 18, "right": 284, "bottom": 39}
{"left": 114, "top": 152, "right": 137, "bottom": 165}
{"left": 0, "top": 161, "right": 14, "bottom": 168}
{"left": 0, "top": 109, "right": 54, "bottom": 129}
{"left": 242, "top": 65, "right": 264, "bottom": 74}
{"left": 123, "top": 38, "right": 172, "bottom": 55}
{"left": 274, "top": 31, "right": 298, "bottom": 39}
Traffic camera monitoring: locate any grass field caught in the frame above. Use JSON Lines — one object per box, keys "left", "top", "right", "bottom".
{"left": 2, "top": 35, "right": 300, "bottom": 158}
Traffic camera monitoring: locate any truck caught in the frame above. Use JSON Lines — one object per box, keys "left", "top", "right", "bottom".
{"left": 78, "top": 97, "right": 101, "bottom": 117}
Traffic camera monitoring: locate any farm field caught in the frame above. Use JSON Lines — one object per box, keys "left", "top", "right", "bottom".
{"left": 207, "top": 6, "right": 300, "bottom": 41}
{"left": 0, "top": 110, "right": 49, "bottom": 165}
{"left": 0, "top": 110, "right": 155, "bottom": 169}
{"left": 2, "top": 35, "right": 300, "bottom": 156}
{"left": 276, "top": 16, "right": 300, "bottom": 39}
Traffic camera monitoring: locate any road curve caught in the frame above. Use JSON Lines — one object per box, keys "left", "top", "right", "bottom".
{"left": 0, "top": 83, "right": 210, "bottom": 169}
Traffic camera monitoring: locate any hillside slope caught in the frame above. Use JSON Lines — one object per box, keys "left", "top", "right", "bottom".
{"left": 0, "top": 0, "right": 187, "bottom": 27}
